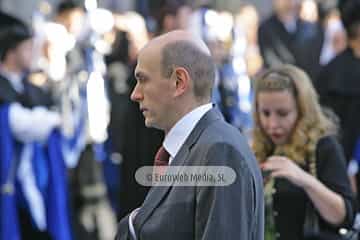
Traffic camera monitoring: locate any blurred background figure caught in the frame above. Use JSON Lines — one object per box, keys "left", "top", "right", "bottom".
{"left": 51, "top": 2, "right": 117, "bottom": 240}
{"left": 299, "top": 0, "right": 318, "bottom": 23}
{"left": 300, "top": 0, "right": 347, "bottom": 66}
{"left": 317, "top": 0, "right": 347, "bottom": 65}
{"left": 190, "top": 3, "right": 254, "bottom": 134}
{"left": 113, "top": 11, "right": 150, "bottom": 63}
{"left": 316, "top": 0, "right": 360, "bottom": 206}
{"left": 234, "top": 3, "right": 263, "bottom": 77}
{"left": 36, "top": 22, "right": 73, "bottom": 83}
{"left": 54, "top": 1, "right": 84, "bottom": 38}
{"left": 0, "top": 13, "right": 69, "bottom": 240}
{"left": 151, "top": 0, "right": 192, "bottom": 36}
{"left": 258, "top": 0, "right": 324, "bottom": 82}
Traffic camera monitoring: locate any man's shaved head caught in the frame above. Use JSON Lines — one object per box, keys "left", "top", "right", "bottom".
{"left": 140, "top": 30, "right": 215, "bottom": 100}
{"left": 146, "top": 30, "right": 211, "bottom": 56}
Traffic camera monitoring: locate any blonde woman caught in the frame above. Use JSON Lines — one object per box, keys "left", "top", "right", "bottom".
{"left": 252, "top": 64, "right": 355, "bottom": 240}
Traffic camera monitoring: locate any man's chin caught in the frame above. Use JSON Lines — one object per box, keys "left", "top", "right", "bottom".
{"left": 144, "top": 119, "right": 162, "bottom": 130}
{"left": 144, "top": 119, "right": 155, "bottom": 128}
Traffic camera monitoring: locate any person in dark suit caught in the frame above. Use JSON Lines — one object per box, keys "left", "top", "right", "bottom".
{"left": 258, "top": 0, "right": 324, "bottom": 82}
{"left": 316, "top": 0, "right": 360, "bottom": 202}
{"left": 115, "top": 30, "right": 264, "bottom": 240}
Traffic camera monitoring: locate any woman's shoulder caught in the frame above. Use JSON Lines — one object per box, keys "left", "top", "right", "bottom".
{"left": 315, "top": 135, "right": 345, "bottom": 164}
{"left": 316, "top": 135, "right": 339, "bottom": 148}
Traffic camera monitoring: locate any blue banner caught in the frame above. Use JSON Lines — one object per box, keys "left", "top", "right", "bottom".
{"left": 46, "top": 130, "right": 72, "bottom": 240}
{"left": 0, "top": 105, "right": 20, "bottom": 240}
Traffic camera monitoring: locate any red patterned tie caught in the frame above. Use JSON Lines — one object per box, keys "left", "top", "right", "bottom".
{"left": 154, "top": 146, "right": 170, "bottom": 166}
{"left": 153, "top": 146, "right": 170, "bottom": 176}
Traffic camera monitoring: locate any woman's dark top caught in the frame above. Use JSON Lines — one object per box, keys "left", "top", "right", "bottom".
{"left": 272, "top": 136, "right": 355, "bottom": 240}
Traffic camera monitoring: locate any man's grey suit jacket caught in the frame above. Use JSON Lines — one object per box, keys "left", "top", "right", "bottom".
{"left": 115, "top": 108, "right": 264, "bottom": 240}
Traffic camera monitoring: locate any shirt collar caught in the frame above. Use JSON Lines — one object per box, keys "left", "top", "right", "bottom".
{"left": 163, "top": 103, "right": 212, "bottom": 164}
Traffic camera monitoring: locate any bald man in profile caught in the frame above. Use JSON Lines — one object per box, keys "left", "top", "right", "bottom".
{"left": 115, "top": 30, "right": 264, "bottom": 240}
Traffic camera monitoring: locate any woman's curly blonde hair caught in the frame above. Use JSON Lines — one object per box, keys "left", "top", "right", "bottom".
{"left": 252, "top": 65, "right": 337, "bottom": 174}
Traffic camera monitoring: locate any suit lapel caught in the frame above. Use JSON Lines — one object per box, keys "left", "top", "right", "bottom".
{"left": 133, "top": 144, "right": 190, "bottom": 233}
{"left": 134, "top": 108, "right": 223, "bottom": 234}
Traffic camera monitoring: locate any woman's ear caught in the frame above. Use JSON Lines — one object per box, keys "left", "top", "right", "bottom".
{"left": 173, "top": 67, "right": 190, "bottom": 97}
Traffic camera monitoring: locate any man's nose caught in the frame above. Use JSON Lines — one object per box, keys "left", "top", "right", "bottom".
{"left": 130, "top": 84, "right": 143, "bottom": 102}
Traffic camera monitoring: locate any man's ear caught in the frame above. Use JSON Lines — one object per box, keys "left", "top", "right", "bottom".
{"left": 173, "top": 67, "right": 190, "bottom": 97}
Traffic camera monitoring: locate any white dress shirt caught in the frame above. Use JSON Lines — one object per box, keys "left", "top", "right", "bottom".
{"left": 163, "top": 103, "right": 212, "bottom": 164}
{"left": 129, "top": 103, "right": 212, "bottom": 239}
